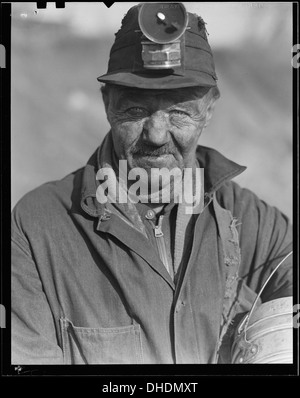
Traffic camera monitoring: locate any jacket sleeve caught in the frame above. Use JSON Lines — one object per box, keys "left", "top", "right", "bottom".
{"left": 217, "top": 181, "right": 293, "bottom": 303}
{"left": 11, "top": 214, "right": 63, "bottom": 365}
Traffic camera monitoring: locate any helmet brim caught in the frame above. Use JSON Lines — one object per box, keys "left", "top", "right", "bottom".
{"left": 97, "top": 70, "right": 217, "bottom": 89}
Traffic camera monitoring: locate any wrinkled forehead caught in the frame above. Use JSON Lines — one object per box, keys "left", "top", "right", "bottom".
{"left": 109, "top": 85, "right": 210, "bottom": 107}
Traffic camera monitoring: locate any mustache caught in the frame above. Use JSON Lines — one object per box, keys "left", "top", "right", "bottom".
{"left": 132, "top": 143, "right": 177, "bottom": 157}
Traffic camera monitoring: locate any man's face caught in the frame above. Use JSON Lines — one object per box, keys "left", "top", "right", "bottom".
{"left": 104, "top": 85, "right": 215, "bottom": 173}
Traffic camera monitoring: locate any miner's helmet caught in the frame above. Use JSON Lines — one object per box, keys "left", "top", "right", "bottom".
{"left": 97, "top": 2, "right": 218, "bottom": 89}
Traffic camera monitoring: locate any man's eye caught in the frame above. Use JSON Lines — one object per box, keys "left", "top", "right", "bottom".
{"left": 125, "top": 107, "right": 147, "bottom": 117}
{"left": 169, "top": 109, "right": 190, "bottom": 117}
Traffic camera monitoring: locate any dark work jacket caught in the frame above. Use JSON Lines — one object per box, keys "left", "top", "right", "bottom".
{"left": 11, "top": 145, "right": 293, "bottom": 364}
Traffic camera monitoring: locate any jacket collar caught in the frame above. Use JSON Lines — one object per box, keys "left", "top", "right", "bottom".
{"left": 196, "top": 145, "right": 247, "bottom": 196}
{"left": 80, "top": 133, "right": 246, "bottom": 218}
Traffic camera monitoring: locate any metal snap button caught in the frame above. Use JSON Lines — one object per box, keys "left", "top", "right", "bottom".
{"left": 145, "top": 209, "right": 155, "bottom": 219}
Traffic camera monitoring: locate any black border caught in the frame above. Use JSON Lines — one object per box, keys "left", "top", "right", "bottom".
{"left": 1, "top": 1, "right": 299, "bottom": 380}
{"left": 0, "top": 0, "right": 12, "bottom": 377}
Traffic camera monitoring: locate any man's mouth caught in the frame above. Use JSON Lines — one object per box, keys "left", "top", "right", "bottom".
{"left": 133, "top": 152, "right": 175, "bottom": 162}
{"left": 130, "top": 143, "right": 179, "bottom": 168}
{"left": 132, "top": 144, "right": 176, "bottom": 158}
{"left": 138, "top": 153, "right": 173, "bottom": 160}
{"left": 132, "top": 154, "right": 176, "bottom": 171}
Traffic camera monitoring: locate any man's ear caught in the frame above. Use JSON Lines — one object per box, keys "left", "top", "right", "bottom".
{"left": 204, "top": 98, "right": 217, "bottom": 128}
{"left": 101, "top": 85, "right": 110, "bottom": 115}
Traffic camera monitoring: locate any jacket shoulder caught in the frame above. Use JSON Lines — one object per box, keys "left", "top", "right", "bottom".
{"left": 215, "top": 181, "right": 292, "bottom": 296}
{"left": 12, "top": 168, "right": 83, "bottom": 233}
{"left": 215, "top": 180, "right": 290, "bottom": 223}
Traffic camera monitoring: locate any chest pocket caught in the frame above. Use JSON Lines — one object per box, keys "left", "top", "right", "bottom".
{"left": 60, "top": 318, "right": 143, "bottom": 364}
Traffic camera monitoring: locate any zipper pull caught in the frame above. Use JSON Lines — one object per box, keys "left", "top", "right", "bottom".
{"left": 154, "top": 215, "right": 164, "bottom": 237}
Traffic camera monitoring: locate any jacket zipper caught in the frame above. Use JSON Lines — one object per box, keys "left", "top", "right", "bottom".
{"left": 149, "top": 215, "right": 171, "bottom": 276}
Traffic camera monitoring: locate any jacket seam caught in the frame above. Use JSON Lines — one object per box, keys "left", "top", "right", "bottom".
{"left": 188, "top": 277, "right": 201, "bottom": 363}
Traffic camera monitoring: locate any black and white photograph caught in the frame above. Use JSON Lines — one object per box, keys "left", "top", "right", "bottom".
{"left": 1, "top": 1, "right": 298, "bottom": 377}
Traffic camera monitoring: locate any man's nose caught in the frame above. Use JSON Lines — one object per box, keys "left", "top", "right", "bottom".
{"left": 142, "top": 112, "right": 170, "bottom": 146}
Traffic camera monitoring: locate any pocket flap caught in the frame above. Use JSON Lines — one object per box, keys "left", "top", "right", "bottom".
{"left": 60, "top": 318, "right": 143, "bottom": 364}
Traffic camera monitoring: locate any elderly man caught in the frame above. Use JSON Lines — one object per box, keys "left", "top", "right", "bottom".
{"left": 11, "top": 3, "right": 292, "bottom": 365}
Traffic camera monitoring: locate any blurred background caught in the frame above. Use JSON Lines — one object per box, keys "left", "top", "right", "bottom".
{"left": 11, "top": 2, "right": 293, "bottom": 220}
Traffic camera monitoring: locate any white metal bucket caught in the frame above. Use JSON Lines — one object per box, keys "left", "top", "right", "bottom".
{"left": 231, "top": 251, "right": 293, "bottom": 364}
{"left": 231, "top": 296, "right": 293, "bottom": 364}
